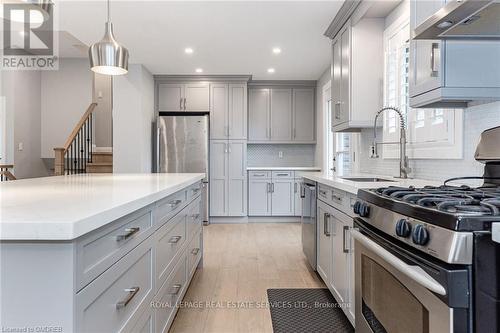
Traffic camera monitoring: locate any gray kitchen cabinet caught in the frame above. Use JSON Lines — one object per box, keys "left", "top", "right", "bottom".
{"left": 249, "top": 87, "right": 315, "bottom": 143}
{"left": 329, "top": 208, "right": 350, "bottom": 308}
{"left": 293, "top": 89, "right": 315, "bottom": 142}
{"left": 271, "top": 178, "right": 294, "bottom": 216}
{"left": 248, "top": 89, "right": 270, "bottom": 141}
{"left": 331, "top": 19, "right": 384, "bottom": 132}
{"left": 157, "top": 83, "right": 209, "bottom": 112}
{"left": 410, "top": 0, "right": 500, "bottom": 108}
{"left": 293, "top": 178, "right": 302, "bottom": 217}
{"left": 248, "top": 177, "right": 272, "bottom": 216}
{"left": 270, "top": 89, "right": 293, "bottom": 141}
{"left": 317, "top": 201, "right": 332, "bottom": 284}
{"left": 209, "top": 140, "right": 247, "bottom": 217}
{"left": 210, "top": 83, "right": 247, "bottom": 140}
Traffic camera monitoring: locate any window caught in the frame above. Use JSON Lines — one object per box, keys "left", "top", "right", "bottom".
{"left": 382, "top": 13, "right": 463, "bottom": 159}
{"left": 323, "top": 82, "right": 358, "bottom": 175}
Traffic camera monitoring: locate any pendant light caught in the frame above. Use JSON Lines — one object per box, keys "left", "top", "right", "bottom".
{"left": 89, "top": 0, "right": 129, "bottom": 75}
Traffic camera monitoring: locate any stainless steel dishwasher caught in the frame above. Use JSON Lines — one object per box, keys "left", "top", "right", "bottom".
{"left": 301, "top": 181, "right": 317, "bottom": 270}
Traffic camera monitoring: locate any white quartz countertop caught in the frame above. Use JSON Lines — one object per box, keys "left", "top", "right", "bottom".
{"left": 247, "top": 167, "right": 322, "bottom": 171}
{"left": 298, "top": 172, "right": 442, "bottom": 195}
{"left": 0, "top": 173, "right": 205, "bottom": 241}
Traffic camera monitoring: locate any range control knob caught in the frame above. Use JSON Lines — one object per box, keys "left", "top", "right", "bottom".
{"left": 353, "top": 201, "right": 361, "bottom": 214}
{"left": 412, "top": 224, "right": 430, "bottom": 245}
{"left": 395, "top": 219, "right": 412, "bottom": 238}
{"left": 359, "top": 203, "right": 370, "bottom": 218}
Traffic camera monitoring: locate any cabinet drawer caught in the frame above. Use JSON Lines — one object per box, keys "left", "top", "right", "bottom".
{"left": 76, "top": 239, "right": 154, "bottom": 333}
{"left": 186, "top": 197, "right": 202, "bottom": 241}
{"left": 155, "top": 212, "right": 186, "bottom": 291}
{"left": 187, "top": 229, "right": 202, "bottom": 278}
{"left": 154, "top": 254, "right": 187, "bottom": 333}
{"left": 249, "top": 171, "right": 271, "bottom": 179}
{"left": 76, "top": 207, "right": 154, "bottom": 291}
{"left": 330, "top": 188, "right": 347, "bottom": 212}
{"left": 272, "top": 170, "right": 294, "bottom": 179}
{"left": 155, "top": 190, "right": 187, "bottom": 227}
{"left": 186, "top": 182, "right": 202, "bottom": 202}
{"left": 317, "top": 184, "right": 332, "bottom": 202}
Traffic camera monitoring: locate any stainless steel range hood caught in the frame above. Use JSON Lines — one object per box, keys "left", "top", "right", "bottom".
{"left": 414, "top": 0, "right": 500, "bottom": 40}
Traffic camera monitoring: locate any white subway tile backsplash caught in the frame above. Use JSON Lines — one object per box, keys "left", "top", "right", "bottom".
{"left": 247, "top": 144, "right": 316, "bottom": 167}
{"left": 358, "top": 101, "right": 500, "bottom": 182}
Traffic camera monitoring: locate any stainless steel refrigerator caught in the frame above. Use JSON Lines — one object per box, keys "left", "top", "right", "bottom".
{"left": 155, "top": 112, "right": 209, "bottom": 225}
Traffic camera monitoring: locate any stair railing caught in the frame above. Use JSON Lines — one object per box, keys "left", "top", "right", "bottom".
{"left": 54, "top": 103, "right": 97, "bottom": 176}
{"left": 0, "top": 164, "right": 16, "bottom": 181}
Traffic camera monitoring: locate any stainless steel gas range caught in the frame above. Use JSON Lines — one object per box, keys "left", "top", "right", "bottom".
{"left": 352, "top": 126, "right": 500, "bottom": 333}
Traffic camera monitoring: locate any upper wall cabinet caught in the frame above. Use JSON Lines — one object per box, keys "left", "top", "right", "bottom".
{"left": 248, "top": 86, "right": 315, "bottom": 143}
{"left": 158, "top": 83, "right": 210, "bottom": 112}
{"left": 331, "top": 18, "right": 385, "bottom": 132}
{"left": 409, "top": 0, "right": 500, "bottom": 108}
{"left": 210, "top": 83, "right": 247, "bottom": 140}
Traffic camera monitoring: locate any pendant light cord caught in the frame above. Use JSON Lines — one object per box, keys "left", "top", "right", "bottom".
{"left": 107, "top": 0, "right": 110, "bottom": 23}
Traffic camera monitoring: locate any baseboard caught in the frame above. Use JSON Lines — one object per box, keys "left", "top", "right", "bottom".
{"left": 209, "top": 216, "right": 301, "bottom": 224}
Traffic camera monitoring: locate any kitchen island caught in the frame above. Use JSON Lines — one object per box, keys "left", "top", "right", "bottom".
{"left": 0, "top": 173, "right": 205, "bottom": 333}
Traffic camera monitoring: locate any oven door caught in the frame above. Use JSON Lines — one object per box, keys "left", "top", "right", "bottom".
{"left": 353, "top": 219, "right": 469, "bottom": 333}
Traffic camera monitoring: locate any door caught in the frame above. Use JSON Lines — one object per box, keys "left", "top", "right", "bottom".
{"left": 158, "top": 83, "right": 184, "bottom": 112}
{"left": 227, "top": 141, "right": 247, "bottom": 216}
{"left": 340, "top": 25, "right": 350, "bottom": 125}
{"left": 409, "top": 0, "right": 444, "bottom": 97}
{"left": 248, "top": 178, "right": 271, "bottom": 216}
{"left": 331, "top": 37, "right": 342, "bottom": 128}
{"left": 210, "top": 84, "right": 228, "bottom": 139}
{"left": 329, "top": 207, "right": 349, "bottom": 306}
{"left": 228, "top": 84, "right": 247, "bottom": 140}
{"left": 158, "top": 115, "right": 209, "bottom": 176}
{"left": 248, "top": 89, "right": 270, "bottom": 141}
{"left": 184, "top": 83, "right": 210, "bottom": 111}
{"left": 294, "top": 179, "right": 302, "bottom": 217}
{"left": 317, "top": 201, "right": 332, "bottom": 284}
{"left": 209, "top": 140, "right": 227, "bottom": 216}
{"left": 271, "top": 179, "right": 294, "bottom": 216}
{"left": 293, "top": 88, "right": 315, "bottom": 142}
{"left": 270, "top": 89, "right": 292, "bottom": 141}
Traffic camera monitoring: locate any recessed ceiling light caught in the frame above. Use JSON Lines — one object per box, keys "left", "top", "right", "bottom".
{"left": 184, "top": 48, "right": 194, "bottom": 54}
{"left": 272, "top": 47, "right": 281, "bottom": 54}
{"left": 195, "top": 68, "right": 203, "bottom": 73}
{"left": 267, "top": 68, "right": 275, "bottom": 74}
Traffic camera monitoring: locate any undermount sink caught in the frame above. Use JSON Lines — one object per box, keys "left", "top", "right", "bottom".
{"left": 341, "top": 177, "right": 395, "bottom": 182}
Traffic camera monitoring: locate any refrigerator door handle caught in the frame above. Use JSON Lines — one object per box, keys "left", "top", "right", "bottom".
{"left": 156, "top": 126, "right": 161, "bottom": 172}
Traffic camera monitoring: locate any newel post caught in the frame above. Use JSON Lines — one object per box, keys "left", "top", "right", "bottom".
{"left": 54, "top": 148, "right": 65, "bottom": 176}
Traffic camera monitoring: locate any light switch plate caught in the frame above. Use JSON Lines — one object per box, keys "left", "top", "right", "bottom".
{"left": 18, "top": 142, "right": 23, "bottom": 151}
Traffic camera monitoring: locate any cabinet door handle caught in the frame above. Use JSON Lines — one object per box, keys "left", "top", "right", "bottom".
{"left": 116, "top": 227, "right": 140, "bottom": 241}
{"left": 191, "top": 248, "right": 200, "bottom": 255}
{"left": 271, "top": 183, "right": 275, "bottom": 193}
{"left": 324, "top": 213, "right": 331, "bottom": 237}
{"left": 294, "top": 182, "right": 297, "bottom": 193}
{"left": 334, "top": 102, "right": 341, "bottom": 120}
{"left": 431, "top": 42, "right": 439, "bottom": 77}
{"left": 168, "top": 235, "right": 182, "bottom": 244}
{"left": 343, "top": 226, "right": 349, "bottom": 253}
{"left": 191, "top": 213, "right": 201, "bottom": 220}
{"left": 293, "top": 128, "right": 296, "bottom": 139}
{"left": 183, "top": 98, "right": 187, "bottom": 110}
{"left": 267, "top": 182, "right": 270, "bottom": 193}
{"left": 169, "top": 283, "right": 182, "bottom": 295}
{"left": 180, "top": 98, "right": 183, "bottom": 110}
{"left": 116, "top": 287, "right": 140, "bottom": 309}
{"left": 169, "top": 199, "right": 182, "bottom": 208}
{"left": 300, "top": 183, "right": 305, "bottom": 198}
{"left": 228, "top": 143, "right": 232, "bottom": 154}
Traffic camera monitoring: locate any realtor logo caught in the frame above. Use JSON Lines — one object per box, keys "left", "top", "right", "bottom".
{"left": 2, "top": 1, "right": 58, "bottom": 70}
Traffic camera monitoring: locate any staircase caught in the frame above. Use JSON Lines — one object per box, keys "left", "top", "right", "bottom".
{"left": 54, "top": 103, "right": 113, "bottom": 175}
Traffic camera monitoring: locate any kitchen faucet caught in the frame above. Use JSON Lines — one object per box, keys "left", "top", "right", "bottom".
{"left": 370, "top": 106, "right": 411, "bottom": 179}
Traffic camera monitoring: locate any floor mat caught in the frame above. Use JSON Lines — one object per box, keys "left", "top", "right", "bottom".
{"left": 267, "top": 288, "right": 354, "bottom": 333}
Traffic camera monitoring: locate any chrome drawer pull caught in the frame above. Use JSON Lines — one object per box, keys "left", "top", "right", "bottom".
{"left": 116, "top": 287, "right": 140, "bottom": 309}
{"left": 192, "top": 188, "right": 200, "bottom": 193}
{"left": 116, "top": 227, "right": 140, "bottom": 241}
{"left": 169, "top": 199, "right": 182, "bottom": 208}
{"left": 169, "top": 283, "right": 182, "bottom": 295}
{"left": 319, "top": 190, "right": 327, "bottom": 196}
{"left": 191, "top": 248, "right": 200, "bottom": 255}
{"left": 332, "top": 194, "right": 342, "bottom": 202}
{"left": 276, "top": 173, "right": 289, "bottom": 176}
{"left": 168, "top": 236, "right": 182, "bottom": 244}
{"left": 342, "top": 226, "right": 349, "bottom": 253}
{"left": 191, "top": 213, "right": 201, "bottom": 220}
{"left": 324, "top": 213, "right": 331, "bottom": 237}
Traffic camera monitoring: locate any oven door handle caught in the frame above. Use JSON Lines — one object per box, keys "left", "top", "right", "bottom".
{"left": 351, "top": 229, "right": 446, "bottom": 296}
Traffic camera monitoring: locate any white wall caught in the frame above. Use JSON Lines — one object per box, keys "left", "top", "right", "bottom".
{"left": 41, "top": 58, "right": 93, "bottom": 158}
{"left": 113, "top": 64, "right": 155, "bottom": 173}
{"left": 315, "top": 66, "right": 332, "bottom": 169}
{"left": 1, "top": 71, "right": 49, "bottom": 179}
{"left": 93, "top": 73, "right": 113, "bottom": 148}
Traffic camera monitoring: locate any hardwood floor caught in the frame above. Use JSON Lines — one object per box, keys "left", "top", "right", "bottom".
{"left": 169, "top": 223, "right": 325, "bottom": 333}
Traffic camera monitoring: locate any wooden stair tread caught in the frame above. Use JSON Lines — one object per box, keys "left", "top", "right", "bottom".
{"left": 87, "top": 162, "right": 112, "bottom": 166}
{"left": 92, "top": 151, "right": 112, "bottom": 155}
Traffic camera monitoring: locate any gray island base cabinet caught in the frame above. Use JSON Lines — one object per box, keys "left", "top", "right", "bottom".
{"left": 0, "top": 181, "right": 204, "bottom": 333}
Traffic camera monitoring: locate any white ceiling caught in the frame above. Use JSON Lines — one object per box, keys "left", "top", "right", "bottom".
{"left": 56, "top": 1, "right": 343, "bottom": 80}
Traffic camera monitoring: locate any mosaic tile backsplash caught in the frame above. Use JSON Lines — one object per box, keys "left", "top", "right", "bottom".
{"left": 357, "top": 101, "right": 500, "bottom": 182}
{"left": 247, "top": 144, "right": 316, "bottom": 167}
